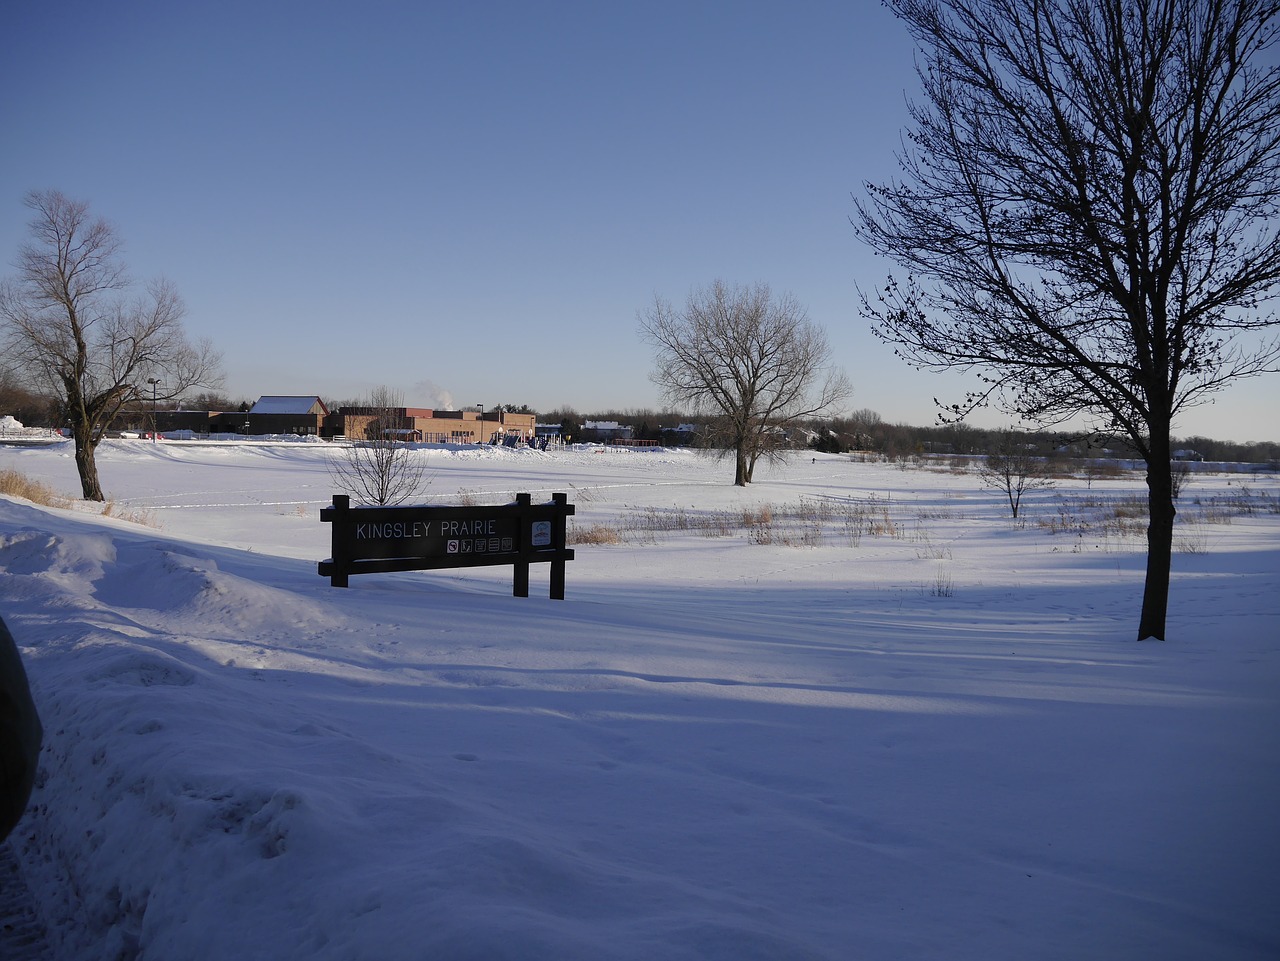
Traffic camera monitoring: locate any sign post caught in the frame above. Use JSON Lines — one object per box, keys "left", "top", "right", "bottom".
{"left": 319, "top": 493, "right": 574, "bottom": 598}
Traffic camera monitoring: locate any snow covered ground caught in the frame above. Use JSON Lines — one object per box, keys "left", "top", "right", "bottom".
{"left": 1, "top": 439, "right": 1277, "bottom": 960}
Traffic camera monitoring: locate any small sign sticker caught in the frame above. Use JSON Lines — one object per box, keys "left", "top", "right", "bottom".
{"left": 532, "top": 520, "right": 552, "bottom": 547}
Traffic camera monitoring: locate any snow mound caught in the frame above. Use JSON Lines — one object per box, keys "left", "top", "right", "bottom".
{"left": 0, "top": 529, "right": 116, "bottom": 580}
{"left": 92, "top": 544, "right": 345, "bottom": 637}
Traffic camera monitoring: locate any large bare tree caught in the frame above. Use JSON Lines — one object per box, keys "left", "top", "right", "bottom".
{"left": 640, "top": 280, "right": 850, "bottom": 485}
{"left": 1, "top": 190, "right": 222, "bottom": 501}
{"left": 855, "top": 0, "right": 1280, "bottom": 639}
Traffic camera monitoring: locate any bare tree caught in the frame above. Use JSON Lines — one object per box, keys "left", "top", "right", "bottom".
{"left": 1, "top": 190, "right": 222, "bottom": 501}
{"left": 640, "top": 281, "right": 850, "bottom": 486}
{"left": 1169, "top": 458, "right": 1195, "bottom": 501}
{"left": 855, "top": 0, "right": 1280, "bottom": 639}
{"left": 979, "top": 430, "right": 1057, "bottom": 519}
{"left": 328, "top": 386, "right": 430, "bottom": 506}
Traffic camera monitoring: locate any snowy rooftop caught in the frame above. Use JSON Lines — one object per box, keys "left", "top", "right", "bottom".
{"left": 247, "top": 396, "right": 327, "bottom": 416}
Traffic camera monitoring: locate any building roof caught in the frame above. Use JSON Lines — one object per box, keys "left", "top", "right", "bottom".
{"left": 249, "top": 396, "right": 329, "bottom": 416}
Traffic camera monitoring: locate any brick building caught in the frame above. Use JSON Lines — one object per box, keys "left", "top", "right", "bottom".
{"left": 324, "top": 407, "right": 535, "bottom": 444}
{"left": 158, "top": 396, "right": 535, "bottom": 444}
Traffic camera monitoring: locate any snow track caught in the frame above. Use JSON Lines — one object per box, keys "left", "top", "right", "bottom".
{"left": 0, "top": 843, "right": 53, "bottom": 961}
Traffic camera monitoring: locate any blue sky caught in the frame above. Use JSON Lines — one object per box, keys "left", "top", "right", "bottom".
{"left": 3, "top": 0, "right": 1277, "bottom": 441}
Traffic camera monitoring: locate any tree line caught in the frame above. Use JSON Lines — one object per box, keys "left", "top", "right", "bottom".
{"left": 804, "top": 413, "right": 1280, "bottom": 466}
{"left": 5, "top": 372, "right": 1275, "bottom": 467}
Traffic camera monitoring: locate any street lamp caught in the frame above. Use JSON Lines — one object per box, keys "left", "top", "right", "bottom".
{"left": 147, "top": 378, "right": 162, "bottom": 443}
{"left": 477, "top": 404, "right": 484, "bottom": 444}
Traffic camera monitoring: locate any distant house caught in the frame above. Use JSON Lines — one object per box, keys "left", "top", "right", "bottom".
{"left": 660, "top": 424, "right": 699, "bottom": 447}
{"left": 580, "top": 420, "right": 633, "bottom": 443}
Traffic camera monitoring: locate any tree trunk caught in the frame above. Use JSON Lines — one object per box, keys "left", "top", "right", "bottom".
{"left": 1138, "top": 439, "right": 1175, "bottom": 641}
{"left": 734, "top": 445, "right": 750, "bottom": 486}
{"left": 73, "top": 432, "right": 105, "bottom": 502}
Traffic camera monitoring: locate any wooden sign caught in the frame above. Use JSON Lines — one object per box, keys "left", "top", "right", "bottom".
{"left": 319, "top": 492, "right": 574, "bottom": 598}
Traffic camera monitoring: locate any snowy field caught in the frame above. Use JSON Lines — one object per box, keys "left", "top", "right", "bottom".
{"left": 1, "top": 439, "right": 1277, "bottom": 961}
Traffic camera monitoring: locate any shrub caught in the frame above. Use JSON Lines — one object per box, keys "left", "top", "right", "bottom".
{"left": 0, "top": 469, "right": 70, "bottom": 509}
{"left": 568, "top": 523, "right": 624, "bottom": 546}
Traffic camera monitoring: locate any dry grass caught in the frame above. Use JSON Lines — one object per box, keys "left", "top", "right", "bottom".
{"left": 0, "top": 469, "right": 163, "bottom": 528}
{"left": 568, "top": 522, "right": 624, "bottom": 546}
{"left": 0, "top": 469, "right": 71, "bottom": 509}
{"left": 927, "top": 564, "right": 956, "bottom": 597}
{"left": 914, "top": 531, "right": 953, "bottom": 560}
{"left": 101, "top": 499, "right": 161, "bottom": 528}
{"left": 867, "top": 507, "right": 898, "bottom": 537}
{"left": 1175, "top": 518, "right": 1209, "bottom": 555}
{"left": 567, "top": 476, "right": 1276, "bottom": 557}
{"left": 577, "top": 495, "right": 911, "bottom": 549}
{"left": 1033, "top": 484, "right": 1276, "bottom": 554}
{"left": 568, "top": 483, "right": 598, "bottom": 503}
{"left": 1034, "top": 495, "right": 1146, "bottom": 552}
{"left": 1081, "top": 461, "right": 1129, "bottom": 484}
{"left": 1195, "top": 483, "right": 1280, "bottom": 517}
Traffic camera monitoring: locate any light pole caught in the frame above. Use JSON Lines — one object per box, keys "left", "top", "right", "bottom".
{"left": 147, "top": 378, "right": 162, "bottom": 443}
{"left": 477, "top": 404, "right": 484, "bottom": 444}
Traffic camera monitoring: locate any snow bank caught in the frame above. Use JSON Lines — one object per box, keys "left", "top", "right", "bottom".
{"left": 0, "top": 444, "right": 1277, "bottom": 960}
